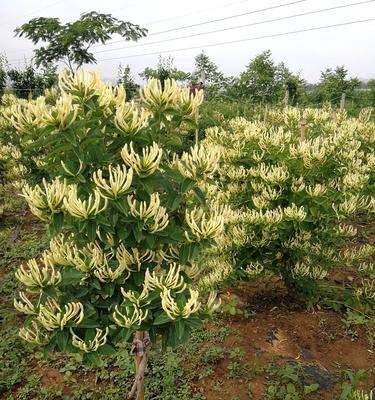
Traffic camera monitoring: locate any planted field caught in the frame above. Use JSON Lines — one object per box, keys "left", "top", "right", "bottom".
{"left": 0, "top": 71, "right": 374, "bottom": 400}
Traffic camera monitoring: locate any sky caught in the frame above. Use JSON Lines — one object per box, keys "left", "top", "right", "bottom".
{"left": 0, "top": 0, "right": 374, "bottom": 84}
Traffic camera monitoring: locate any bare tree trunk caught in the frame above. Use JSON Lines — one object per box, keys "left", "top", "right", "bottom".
{"left": 127, "top": 331, "right": 151, "bottom": 400}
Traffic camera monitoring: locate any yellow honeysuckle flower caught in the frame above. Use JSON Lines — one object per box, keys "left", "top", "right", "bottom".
{"left": 42, "top": 92, "right": 78, "bottom": 130}
{"left": 113, "top": 304, "right": 148, "bottom": 329}
{"left": 59, "top": 68, "right": 101, "bottom": 100}
{"left": 22, "top": 178, "right": 68, "bottom": 220}
{"left": 144, "top": 263, "right": 186, "bottom": 293}
{"left": 127, "top": 193, "right": 169, "bottom": 233}
{"left": 15, "top": 256, "right": 62, "bottom": 291}
{"left": 120, "top": 286, "right": 151, "bottom": 307}
{"left": 63, "top": 186, "right": 108, "bottom": 219}
{"left": 283, "top": 203, "right": 306, "bottom": 222}
{"left": 14, "top": 292, "right": 37, "bottom": 315}
{"left": 174, "top": 87, "right": 204, "bottom": 115}
{"left": 71, "top": 327, "right": 109, "bottom": 352}
{"left": 140, "top": 78, "right": 178, "bottom": 108}
{"left": 19, "top": 321, "right": 49, "bottom": 345}
{"left": 93, "top": 164, "right": 133, "bottom": 199}
{"left": 160, "top": 288, "right": 201, "bottom": 320}
{"left": 121, "top": 142, "right": 162, "bottom": 177}
{"left": 114, "top": 102, "right": 149, "bottom": 135}
{"left": 176, "top": 144, "right": 221, "bottom": 180}
{"left": 184, "top": 207, "right": 224, "bottom": 242}
{"left": 94, "top": 260, "right": 128, "bottom": 283}
{"left": 37, "top": 298, "right": 84, "bottom": 331}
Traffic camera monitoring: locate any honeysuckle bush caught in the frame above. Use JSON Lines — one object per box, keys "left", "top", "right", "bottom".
{"left": 203, "top": 106, "right": 375, "bottom": 305}
{"left": 12, "top": 70, "right": 224, "bottom": 372}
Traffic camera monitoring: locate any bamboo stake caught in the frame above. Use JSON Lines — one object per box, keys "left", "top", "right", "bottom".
{"left": 300, "top": 117, "right": 307, "bottom": 142}
{"left": 340, "top": 92, "right": 346, "bottom": 112}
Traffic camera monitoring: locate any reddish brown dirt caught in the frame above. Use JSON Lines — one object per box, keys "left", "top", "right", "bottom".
{"left": 194, "top": 282, "right": 375, "bottom": 400}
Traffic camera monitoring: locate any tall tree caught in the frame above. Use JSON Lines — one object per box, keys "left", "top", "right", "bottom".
{"left": 117, "top": 63, "right": 139, "bottom": 100}
{"left": 139, "top": 55, "right": 190, "bottom": 89}
{"left": 15, "top": 12, "right": 147, "bottom": 72}
{"left": 238, "top": 50, "right": 304, "bottom": 104}
{"left": 192, "top": 51, "right": 227, "bottom": 97}
{"left": 319, "top": 66, "right": 360, "bottom": 105}
{"left": 0, "top": 54, "right": 7, "bottom": 97}
{"left": 7, "top": 63, "right": 57, "bottom": 99}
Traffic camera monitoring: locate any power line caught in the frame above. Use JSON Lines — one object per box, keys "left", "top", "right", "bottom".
{"left": 0, "top": 0, "right": 67, "bottom": 27}
{"left": 95, "top": 0, "right": 307, "bottom": 48}
{"left": 141, "top": 0, "right": 252, "bottom": 26}
{"left": 93, "top": 0, "right": 375, "bottom": 55}
{"left": 95, "top": 18, "right": 375, "bottom": 62}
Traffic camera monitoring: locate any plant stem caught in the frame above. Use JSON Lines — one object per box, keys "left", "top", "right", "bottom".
{"left": 127, "top": 331, "right": 150, "bottom": 400}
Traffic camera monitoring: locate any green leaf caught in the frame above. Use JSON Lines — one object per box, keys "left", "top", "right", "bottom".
{"left": 97, "top": 344, "right": 116, "bottom": 356}
{"left": 61, "top": 268, "right": 85, "bottom": 286}
{"left": 304, "top": 383, "right": 319, "bottom": 394}
{"left": 181, "top": 178, "right": 195, "bottom": 194}
{"left": 52, "top": 212, "right": 64, "bottom": 232}
{"left": 192, "top": 187, "right": 206, "bottom": 207}
{"left": 87, "top": 220, "right": 97, "bottom": 242}
{"left": 153, "top": 312, "right": 171, "bottom": 325}
{"left": 56, "top": 329, "right": 69, "bottom": 352}
{"left": 175, "top": 319, "right": 185, "bottom": 340}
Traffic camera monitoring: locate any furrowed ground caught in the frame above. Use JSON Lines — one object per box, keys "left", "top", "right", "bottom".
{"left": 1, "top": 184, "right": 374, "bottom": 400}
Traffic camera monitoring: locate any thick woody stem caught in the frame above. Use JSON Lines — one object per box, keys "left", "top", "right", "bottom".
{"left": 126, "top": 331, "right": 151, "bottom": 400}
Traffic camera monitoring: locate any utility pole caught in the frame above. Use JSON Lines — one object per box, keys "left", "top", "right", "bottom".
{"left": 195, "top": 70, "right": 205, "bottom": 145}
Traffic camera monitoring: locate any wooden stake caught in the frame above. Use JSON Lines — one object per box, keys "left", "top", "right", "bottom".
{"left": 284, "top": 89, "right": 289, "bottom": 107}
{"left": 300, "top": 118, "right": 307, "bottom": 142}
{"left": 340, "top": 92, "right": 346, "bottom": 112}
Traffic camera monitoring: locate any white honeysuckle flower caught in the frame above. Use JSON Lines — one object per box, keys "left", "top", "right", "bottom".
{"left": 185, "top": 207, "right": 224, "bottom": 242}
{"left": 61, "top": 159, "right": 84, "bottom": 177}
{"left": 15, "top": 256, "right": 62, "bottom": 291}
{"left": 258, "top": 127, "right": 291, "bottom": 151}
{"left": 121, "top": 141, "right": 162, "bottom": 177}
{"left": 358, "top": 262, "right": 374, "bottom": 274}
{"left": 14, "top": 292, "right": 38, "bottom": 315}
{"left": 19, "top": 321, "right": 49, "bottom": 345}
{"left": 174, "top": 87, "right": 204, "bottom": 115}
{"left": 176, "top": 144, "right": 221, "bottom": 180}
{"left": 252, "top": 150, "right": 265, "bottom": 162}
{"left": 70, "top": 242, "right": 106, "bottom": 273}
{"left": 116, "top": 245, "right": 154, "bottom": 271}
{"left": 41, "top": 92, "right": 78, "bottom": 130}
{"left": 44, "top": 234, "right": 75, "bottom": 267}
{"left": 305, "top": 184, "right": 327, "bottom": 197}
{"left": 144, "top": 263, "right": 186, "bottom": 293}
{"left": 291, "top": 176, "right": 306, "bottom": 193}
{"left": 127, "top": 193, "right": 169, "bottom": 233}
{"left": 93, "top": 164, "right": 133, "bottom": 199}
{"left": 355, "top": 279, "right": 375, "bottom": 299}
{"left": 22, "top": 177, "right": 68, "bottom": 220}
{"left": 59, "top": 68, "right": 101, "bottom": 99}
{"left": 140, "top": 78, "right": 178, "bottom": 107}
{"left": 332, "top": 195, "right": 372, "bottom": 218}
{"left": 113, "top": 304, "right": 148, "bottom": 329}
{"left": 245, "top": 262, "right": 264, "bottom": 277}
{"left": 342, "top": 172, "right": 369, "bottom": 191}
{"left": 249, "top": 163, "right": 289, "bottom": 184}
{"left": 160, "top": 288, "right": 201, "bottom": 320}
{"left": 63, "top": 186, "right": 108, "bottom": 219}
{"left": 71, "top": 327, "right": 109, "bottom": 352}
{"left": 261, "top": 186, "right": 283, "bottom": 201}
{"left": 94, "top": 260, "right": 128, "bottom": 283}
{"left": 292, "top": 260, "right": 327, "bottom": 280}
{"left": 283, "top": 203, "right": 306, "bottom": 222}
{"left": 252, "top": 195, "right": 270, "bottom": 210}
{"left": 206, "top": 292, "right": 221, "bottom": 314}
{"left": 336, "top": 224, "right": 357, "bottom": 237}
{"left": 114, "top": 102, "right": 149, "bottom": 135}
{"left": 120, "top": 286, "right": 151, "bottom": 307}
{"left": 37, "top": 298, "right": 84, "bottom": 331}
{"left": 182, "top": 263, "right": 202, "bottom": 279}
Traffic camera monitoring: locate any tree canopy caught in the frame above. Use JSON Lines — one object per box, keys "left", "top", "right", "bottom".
{"left": 15, "top": 12, "right": 147, "bottom": 71}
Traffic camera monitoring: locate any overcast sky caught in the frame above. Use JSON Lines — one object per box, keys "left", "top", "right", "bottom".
{"left": 0, "top": 0, "right": 374, "bottom": 83}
